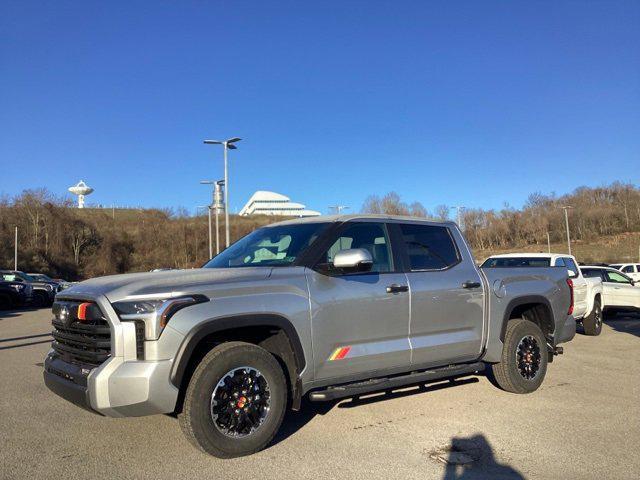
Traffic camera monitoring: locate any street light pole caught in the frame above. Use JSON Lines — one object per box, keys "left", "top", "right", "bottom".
{"left": 451, "top": 206, "right": 464, "bottom": 230}
{"left": 215, "top": 180, "right": 224, "bottom": 254}
{"left": 204, "top": 137, "right": 241, "bottom": 249}
{"left": 199, "top": 181, "right": 216, "bottom": 258}
{"left": 546, "top": 231, "right": 551, "bottom": 254}
{"left": 196, "top": 205, "right": 212, "bottom": 258}
{"left": 14, "top": 226, "right": 18, "bottom": 270}
{"left": 223, "top": 143, "right": 230, "bottom": 248}
{"left": 562, "top": 206, "right": 573, "bottom": 256}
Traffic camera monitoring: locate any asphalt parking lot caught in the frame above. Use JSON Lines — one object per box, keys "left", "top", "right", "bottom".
{"left": 1, "top": 308, "right": 638, "bottom": 480}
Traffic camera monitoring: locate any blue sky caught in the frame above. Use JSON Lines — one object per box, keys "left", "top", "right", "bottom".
{"left": 1, "top": 1, "right": 638, "bottom": 216}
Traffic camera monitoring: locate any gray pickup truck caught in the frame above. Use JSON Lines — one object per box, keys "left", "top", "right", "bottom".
{"left": 44, "top": 215, "right": 575, "bottom": 458}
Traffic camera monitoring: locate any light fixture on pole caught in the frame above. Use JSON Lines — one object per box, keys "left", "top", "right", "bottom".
{"left": 329, "top": 205, "right": 349, "bottom": 214}
{"left": 561, "top": 206, "right": 573, "bottom": 255}
{"left": 203, "top": 137, "right": 241, "bottom": 248}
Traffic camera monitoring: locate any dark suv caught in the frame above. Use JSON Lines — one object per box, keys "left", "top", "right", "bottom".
{"left": 0, "top": 280, "right": 33, "bottom": 309}
{"left": 0, "top": 271, "right": 56, "bottom": 307}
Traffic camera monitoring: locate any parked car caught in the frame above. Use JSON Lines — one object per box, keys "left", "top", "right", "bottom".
{"left": 580, "top": 266, "right": 640, "bottom": 316}
{"left": 0, "top": 270, "right": 56, "bottom": 307}
{"left": 0, "top": 280, "right": 33, "bottom": 309}
{"left": 44, "top": 215, "right": 575, "bottom": 458}
{"left": 27, "top": 272, "right": 73, "bottom": 291}
{"left": 608, "top": 263, "right": 640, "bottom": 282}
{"left": 481, "top": 253, "right": 604, "bottom": 335}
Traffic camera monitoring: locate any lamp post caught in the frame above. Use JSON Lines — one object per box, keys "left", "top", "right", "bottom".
{"left": 214, "top": 180, "right": 224, "bottom": 254}
{"left": 451, "top": 206, "right": 464, "bottom": 230}
{"left": 196, "top": 205, "right": 212, "bottom": 259}
{"left": 562, "top": 206, "right": 573, "bottom": 255}
{"left": 200, "top": 181, "right": 215, "bottom": 258}
{"left": 203, "top": 137, "right": 241, "bottom": 248}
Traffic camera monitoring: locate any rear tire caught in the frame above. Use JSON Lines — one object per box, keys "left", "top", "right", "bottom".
{"left": 582, "top": 298, "right": 603, "bottom": 336}
{"left": 178, "top": 341, "right": 287, "bottom": 458}
{"left": 490, "top": 318, "right": 548, "bottom": 394}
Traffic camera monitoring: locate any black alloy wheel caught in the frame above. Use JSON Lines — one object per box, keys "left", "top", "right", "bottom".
{"left": 515, "top": 335, "right": 541, "bottom": 380}
{"left": 210, "top": 366, "right": 271, "bottom": 437}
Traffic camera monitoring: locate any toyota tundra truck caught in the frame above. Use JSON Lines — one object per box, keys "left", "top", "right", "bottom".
{"left": 44, "top": 215, "right": 575, "bottom": 458}
{"left": 482, "top": 253, "right": 604, "bottom": 335}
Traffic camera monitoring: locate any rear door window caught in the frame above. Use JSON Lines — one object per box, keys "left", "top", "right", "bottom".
{"left": 622, "top": 265, "right": 634, "bottom": 273}
{"left": 398, "top": 224, "right": 459, "bottom": 271}
{"left": 581, "top": 269, "right": 605, "bottom": 281}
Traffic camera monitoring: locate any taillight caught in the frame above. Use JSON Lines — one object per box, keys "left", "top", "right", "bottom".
{"left": 566, "top": 278, "right": 574, "bottom": 315}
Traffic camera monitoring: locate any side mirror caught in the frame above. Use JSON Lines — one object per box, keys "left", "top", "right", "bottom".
{"left": 332, "top": 248, "right": 373, "bottom": 273}
{"left": 567, "top": 269, "right": 576, "bottom": 278}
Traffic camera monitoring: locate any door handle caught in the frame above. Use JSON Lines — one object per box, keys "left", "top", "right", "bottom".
{"left": 462, "top": 281, "right": 481, "bottom": 289}
{"left": 386, "top": 284, "right": 409, "bottom": 293}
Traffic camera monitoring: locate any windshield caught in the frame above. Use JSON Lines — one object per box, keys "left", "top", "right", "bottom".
{"left": 204, "top": 223, "right": 329, "bottom": 268}
{"left": 31, "top": 274, "right": 51, "bottom": 281}
{"left": 2, "top": 272, "right": 36, "bottom": 282}
{"left": 481, "top": 257, "right": 551, "bottom": 268}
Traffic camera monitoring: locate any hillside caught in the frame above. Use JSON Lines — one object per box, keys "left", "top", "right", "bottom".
{"left": 1, "top": 183, "right": 639, "bottom": 279}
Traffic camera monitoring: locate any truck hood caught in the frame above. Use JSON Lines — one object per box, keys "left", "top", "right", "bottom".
{"left": 60, "top": 268, "right": 273, "bottom": 303}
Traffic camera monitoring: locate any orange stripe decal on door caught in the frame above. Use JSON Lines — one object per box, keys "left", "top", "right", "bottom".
{"left": 329, "top": 346, "right": 351, "bottom": 361}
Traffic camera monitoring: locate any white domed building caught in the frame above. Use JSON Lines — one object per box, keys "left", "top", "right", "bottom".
{"left": 239, "top": 191, "right": 320, "bottom": 217}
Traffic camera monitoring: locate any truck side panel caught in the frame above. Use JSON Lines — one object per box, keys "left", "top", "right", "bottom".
{"left": 481, "top": 267, "right": 572, "bottom": 363}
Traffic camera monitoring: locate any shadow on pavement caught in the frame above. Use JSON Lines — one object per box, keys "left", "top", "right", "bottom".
{"left": 0, "top": 339, "right": 52, "bottom": 351}
{"left": 269, "top": 376, "right": 480, "bottom": 448}
{"left": 604, "top": 313, "right": 640, "bottom": 338}
{"left": 0, "top": 333, "right": 52, "bottom": 343}
{"left": 437, "top": 434, "right": 524, "bottom": 480}
{"left": 0, "top": 306, "right": 47, "bottom": 320}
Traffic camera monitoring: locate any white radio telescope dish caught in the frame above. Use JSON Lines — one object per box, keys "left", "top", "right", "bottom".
{"left": 68, "top": 180, "right": 94, "bottom": 208}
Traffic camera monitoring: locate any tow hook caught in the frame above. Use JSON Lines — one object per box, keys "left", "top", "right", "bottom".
{"left": 547, "top": 344, "right": 563, "bottom": 362}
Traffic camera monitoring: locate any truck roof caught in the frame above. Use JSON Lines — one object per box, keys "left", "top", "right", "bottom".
{"left": 486, "top": 253, "right": 573, "bottom": 259}
{"left": 266, "top": 214, "right": 457, "bottom": 228}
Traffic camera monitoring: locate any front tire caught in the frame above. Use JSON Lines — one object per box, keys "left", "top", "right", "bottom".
{"left": 490, "top": 318, "right": 548, "bottom": 394}
{"left": 178, "top": 341, "right": 287, "bottom": 458}
{"left": 582, "top": 298, "right": 603, "bottom": 336}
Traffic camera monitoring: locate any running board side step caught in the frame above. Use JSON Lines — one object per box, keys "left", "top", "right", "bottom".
{"left": 308, "top": 362, "right": 485, "bottom": 402}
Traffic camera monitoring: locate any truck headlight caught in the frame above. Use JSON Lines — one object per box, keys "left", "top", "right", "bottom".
{"left": 10, "top": 284, "right": 24, "bottom": 291}
{"left": 112, "top": 295, "right": 208, "bottom": 337}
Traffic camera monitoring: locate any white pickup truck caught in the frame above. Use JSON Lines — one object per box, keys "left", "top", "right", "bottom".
{"left": 482, "top": 253, "right": 604, "bottom": 336}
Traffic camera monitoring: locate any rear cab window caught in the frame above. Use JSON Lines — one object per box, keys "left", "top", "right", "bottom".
{"left": 398, "top": 224, "right": 459, "bottom": 271}
{"left": 561, "top": 257, "right": 579, "bottom": 279}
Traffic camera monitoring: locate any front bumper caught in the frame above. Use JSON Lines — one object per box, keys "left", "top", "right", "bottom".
{"left": 43, "top": 293, "right": 181, "bottom": 418}
{"left": 44, "top": 352, "right": 178, "bottom": 417}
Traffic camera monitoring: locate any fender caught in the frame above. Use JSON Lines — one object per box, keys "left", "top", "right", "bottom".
{"left": 169, "top": 313, "right": 306, "bottom": 389}
{"left": 499, "top": 295, "right": 554, "bottom": 342}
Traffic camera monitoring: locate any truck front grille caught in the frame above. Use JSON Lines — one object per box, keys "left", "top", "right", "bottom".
{"left": 51, "top": 301, "right": 111, "bottom": 366}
